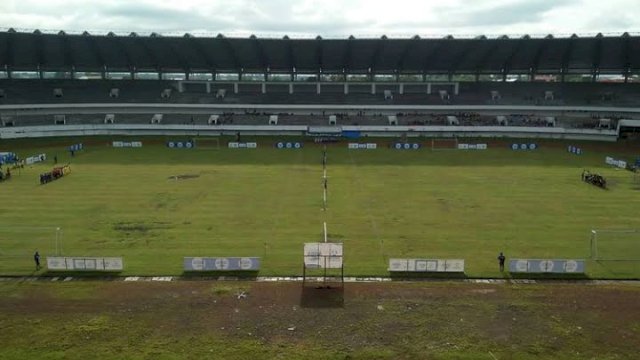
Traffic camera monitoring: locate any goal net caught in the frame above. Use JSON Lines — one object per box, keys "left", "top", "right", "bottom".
{"left": 430, "top": 138, "right": 458, "bottom": 150}
{"left": 193, "top": 137, "right": 220, "bottom": 149}
{"left": 591, "top": 229, "right": 640, "bottom": 261}
{"left": 0, "top": 226, "right": 61, "bottom": 273}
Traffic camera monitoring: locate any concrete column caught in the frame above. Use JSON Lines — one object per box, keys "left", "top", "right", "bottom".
{"left": 178, "top": 81, "right": 184, "bottom": 93}
{"left": 399, "top": 83, "right": 404, "bottom": 95}
{"left": 344, "top": 83, "right": 349, "bottom": 95}
{"left": 454, "top": 82, "right": 459, "bottom": 95}
{"left": 289, "top": 83, "right": 294, "bottom": 94}
{"left": 316, "top": 82, "right": 321, "bottom": 94}
{"left": 206, "top": 82, "right": 211, "bottom": 94}
{"left": 234, "top": 82, "right": 239, "bottom": 94}
{"left": 261, "top": 82, "right": 266, "bottom": 94}
{"left": 427, "top": 83, "right": 432, "bottom": 95}
{"left": 371, "top": 83, "right": 376, "bottom": 95}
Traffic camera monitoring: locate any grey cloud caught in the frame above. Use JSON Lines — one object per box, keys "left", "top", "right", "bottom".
{"left": 0, "top": 0, "right": 634, "bottom": 38}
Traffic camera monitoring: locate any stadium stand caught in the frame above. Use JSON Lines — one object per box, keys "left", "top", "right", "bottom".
{"left": 0, "top": 30, "right": 638, "bottom": 133}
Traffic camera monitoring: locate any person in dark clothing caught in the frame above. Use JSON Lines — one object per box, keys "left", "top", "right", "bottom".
{"left": 34, "top": 251, "right": 41, "bottom": 271}
{"left": 235, "top": 132, "right": 241, "bottom": 142}
{"left": 54, "top": 155, "right": 58, "bottom": 164}
{"left": 498, "top": 252, "right": 506, "bottom": 272}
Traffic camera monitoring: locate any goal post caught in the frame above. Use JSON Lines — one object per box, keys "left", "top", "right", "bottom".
{"left": 0, "top": 226, "right": 62, "bottom": 272}
{"left": 430, "top": 137, "right": 459, "bottom": 150}
{"left": 192, "top": 137, "right": 220, "bottom": 149}
{"left": 590, "top": 229, "right": 640, "bottom": 261}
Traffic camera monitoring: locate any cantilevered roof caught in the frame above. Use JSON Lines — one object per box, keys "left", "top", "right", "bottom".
{"left": 0, "top": 30, "right": 637, "bottom": 74}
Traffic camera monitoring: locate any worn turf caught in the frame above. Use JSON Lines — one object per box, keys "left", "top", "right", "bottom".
{"left": 0, "top": 280, "right": 639, "bottom": 360}
{"left": 1, "top": 137, "right": 639, "bottom": 278}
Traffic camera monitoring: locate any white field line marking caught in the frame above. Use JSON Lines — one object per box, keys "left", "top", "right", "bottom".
{"left": 324, "top": 222, "right": 328, "bottom": 243}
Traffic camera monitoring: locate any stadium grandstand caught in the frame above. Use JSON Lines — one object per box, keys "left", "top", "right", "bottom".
{"left": 1, "top": 29, "right": 640, "bottom": 139}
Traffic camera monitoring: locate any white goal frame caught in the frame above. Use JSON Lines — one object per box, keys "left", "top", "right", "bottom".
{"left": 193, "top": 137, "right": 220, "bottom": 149}
{"left": 590, "top": 229, "right": 640, "bottom": 261}
{"left": 430, "top": 138, "right": 459, "bottom": 151}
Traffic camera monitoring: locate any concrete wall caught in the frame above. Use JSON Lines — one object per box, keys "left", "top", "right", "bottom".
{"left": 0, "top": 124, "right": 618, "bottom": 141}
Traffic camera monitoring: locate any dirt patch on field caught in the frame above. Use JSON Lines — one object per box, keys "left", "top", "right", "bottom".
{"left": 167, "top": 174, "right": 200, "bottom": 181}
{"left": 112, "top": 221, "right": 173, "bottom": 234}
{"left": 1, "top": 281, "right": 639, "bottom": 358}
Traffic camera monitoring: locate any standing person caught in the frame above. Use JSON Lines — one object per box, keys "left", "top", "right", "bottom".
{"left": 497, "top": 252, "right": 506, "bottom": 272}
{"left": 53, "top": 155, "right": 58, "bottom": 164}
{"left": 34, "top": 251, "right": 41, "bottom": 271}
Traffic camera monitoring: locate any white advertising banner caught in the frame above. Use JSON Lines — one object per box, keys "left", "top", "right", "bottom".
{"left": 113, "top": 141, "right": 142, "bottom": 148}
{"left": 388, "top": 258, "right": 465, "bottom": 273}
{"left": 458, "top": 144, "right": 488, "bottom": 150}
{"left": 228, "top": 142, "right": 258, "bottom": 149}
{"left": 25, "top": 153, "right": 47, "bottom": 165}
{"left": 46, "top": 256, "right": 124, "bottom": 271}
{"left": 605, "top": 156, "right": 627, "bottom": 169}
{"left": 348, "top": 143, "right": 377, "bottom": 149}
{"left": 304, "top": 243, "right": 343, "bottom": 269}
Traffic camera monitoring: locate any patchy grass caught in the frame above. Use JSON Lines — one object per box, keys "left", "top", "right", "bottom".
{"left": 0, "top": 281, "right": 639, "bottom": 359}
{"left": 1, "top": 137, "right": 639, "bottom": 278}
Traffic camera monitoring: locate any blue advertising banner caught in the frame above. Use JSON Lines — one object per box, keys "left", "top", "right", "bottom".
{"left": 509, "top": 259, "right": 585, "bottom": 273}
{"left": 167, "top": 141, "right": 195, "bottom": 149}
{"left": 275, "top": 142, "right": 303, "bottom": 149}
{"left": 511, "top": 143, "right": 537, "bottom": 151}
{"left": 342, "top": 130, "right": 361, "bottom": 139}
{"left": 392, "top": 143, "right": 421, "bottom": 150}
{"left": 69, "top": 143, "right": 83, "bottom": 152}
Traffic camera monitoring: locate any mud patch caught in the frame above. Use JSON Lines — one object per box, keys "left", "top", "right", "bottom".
{"left": 113, "top": 221, "right": 173, "bottom": 234}
{"left": 168, "top": 174, "right": 200, "bottom": 181}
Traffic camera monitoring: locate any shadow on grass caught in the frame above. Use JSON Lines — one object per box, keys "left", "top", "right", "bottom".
{"left": 182, "top": 271, "right": 259, "bottom": 280}
{"left": 388, "top": 272, "right": 468, "bottom": 280}
{"left": 300, "top": 284, "right": 345, "bottom": 308}
{"left": 41, "top": 271, "right": 122, "bottom": 279}
{"left": 508, "top": 273, "right": 591, "bottom": 280}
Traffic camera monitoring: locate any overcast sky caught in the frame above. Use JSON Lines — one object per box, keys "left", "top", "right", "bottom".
{"left": 0, "top": 0, "right": 638, "bottom": 38}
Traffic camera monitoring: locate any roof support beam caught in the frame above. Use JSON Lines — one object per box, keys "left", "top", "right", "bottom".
{"left": 422, "top": 41, "right": 446, "bottom": 74}
{"left": 591, "top": 35, "right": 603, "bottom": 81}
{"left": 35, "top": 32, "right": 45, "bottom": 77}
{"left": 164, "top": 40, "right": 191, "bottom": 74}
{"left": 112, "top": 36, "right": 135, "bottom": 76}
{"left": 396, "top": 37, "right": 421, "bottom": 73}
{"left": 84, "top": 34, "right": 107, "bottom": 77}
{"left": 369, "top": 38, "right": 386, "bottom": 74}
{"left": 474, "top": 40, "right": 504, "bottom": 76}
{"left": 60, "top": 34, "right": 75, "bottom": 74}
{"left": 134, "top": 37, "right": 162, "bottom": 73}
{"left": 252, "top": 38, "right": 269, "bottom": 73}
{"left": 448, "top": 41, "right": 479, "bottom": 75}
{"left": 284, "top": 37, "right": 295, "bottom": 79}
{"left": 560, "top": 37, "right": 577, "bottom": 82}
{"left": 5, "top": 32, "right": 15, "bottom": 74}
{"left": 316, "top": 38, "right": 323, "bottom": 77}
{"left": 188, "top": 38, "right": 218, "bottom": 75}
{"left": 342, "top": 37, "right": 354, "bottom": 74}
{"left": 531, "top": 37, "right": 552, "bottom": 77}
{"left": 502, "top": 38, "right": 527, "bottom": 76}
{"left": 220, "top": 37, "right": 242, "bottom": 74}
{"left": 623, "top": 34, "right": 631, "bottom": 82}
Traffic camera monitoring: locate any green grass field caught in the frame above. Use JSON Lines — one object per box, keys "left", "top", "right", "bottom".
{"left": 1, "top": 137, "right": 640, "bottom": 278}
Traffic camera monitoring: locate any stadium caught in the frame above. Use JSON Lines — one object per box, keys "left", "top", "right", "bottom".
{"left": 1, "top": 24, "right": 640, "bottom": 359}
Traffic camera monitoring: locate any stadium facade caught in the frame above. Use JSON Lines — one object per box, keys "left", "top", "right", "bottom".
{"left": 1, "top": 30, "right": 640, "bottom": 141}
{"left": 0, "top": 30, "right": 638, "bottom": 81}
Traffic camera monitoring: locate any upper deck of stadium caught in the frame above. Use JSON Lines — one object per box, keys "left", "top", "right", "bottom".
{"left": 0, "top": 30, "right": 639, "bottom": 77}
